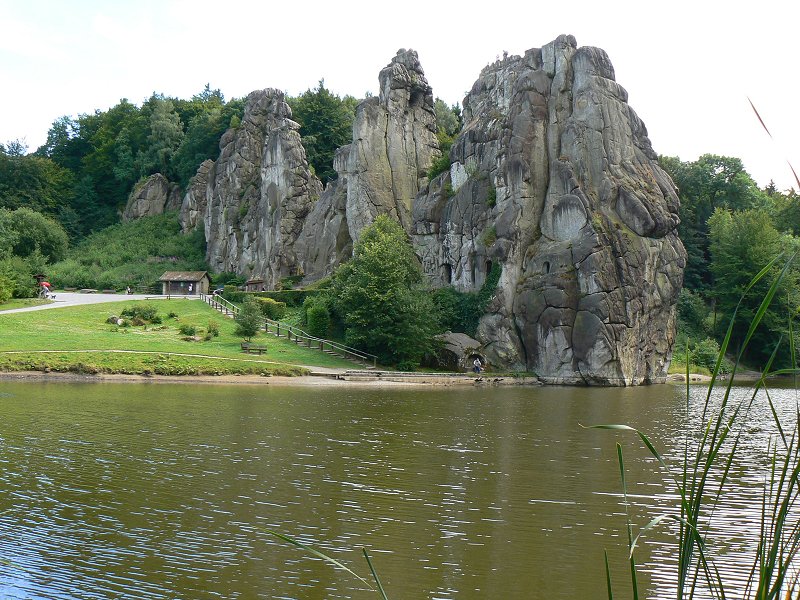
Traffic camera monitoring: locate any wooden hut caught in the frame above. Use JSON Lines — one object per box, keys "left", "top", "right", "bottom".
{"left": 158, "top": 271, "right": 211, "bottom": 295}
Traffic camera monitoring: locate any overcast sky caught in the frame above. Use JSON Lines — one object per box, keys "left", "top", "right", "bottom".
{"left": 2, "top": 0, "right": 798, "bottom": 191}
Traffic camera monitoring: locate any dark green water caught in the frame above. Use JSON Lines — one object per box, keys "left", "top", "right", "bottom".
{"left": 0, "top": 381, "right": 788, "bottom": 598}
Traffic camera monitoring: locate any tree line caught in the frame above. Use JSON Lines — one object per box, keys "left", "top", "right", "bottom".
{"left": 661, "top": 154, "right": 800, "bottom": 369}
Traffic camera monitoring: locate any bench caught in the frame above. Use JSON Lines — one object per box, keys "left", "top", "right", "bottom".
{"left": 241, "top": 341, "right": 267, "bottom": 355}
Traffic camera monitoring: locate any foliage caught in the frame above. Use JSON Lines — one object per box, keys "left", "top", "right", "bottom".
{"left": 427, "top": 98, "right": 461, "bottom": 180}
{"left": 287, "top": 81, "right": 358, "bottom": 184}
{"left": 234, "top": 297, "right": 263, "bottom": 341}
{"left": 707, "top": 207, "right": 797, "bottom": 365}
{"left": 178, "top": 323, "right": 197, "bottom": 336}
{"left": 304, "top": 297, "right": 331, "bottom": 338}
{"left": 120, "top": 303, "right": 161, "bottom": 323}
{"left": 48, "top": 213, "right": 207, "bottom": 291}
{"left": 0, "top": 207, "right": 69, "bottom": 262}
{"left": 34, "top": 88, "right": 245, "bottom": 238}
{"left": 486, "top": 187, "right": 497, "bottom": 208}
{"left": 0, "top": 252, "right": 48, "bottom": 299}
{"left": 206, "top": 320, "right": 220, "bottom": 337}
{"left": 0, "top": 151, "right": 75, "bottom": 219}
{"left": 432, "top": 262, "right": 502, "bottom": 337}
{"left": 330, "top": 215, "right": 439, "bottom": 367}
{"left": 256, "top": 296, "right": 287, "bottom": 320}
{"left": 660, "top": 154, "right": 768, "bottom": 292}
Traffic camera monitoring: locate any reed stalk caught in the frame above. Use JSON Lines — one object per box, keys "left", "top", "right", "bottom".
{"left": 592, "top": 253, "right": 800, "bottom": 599}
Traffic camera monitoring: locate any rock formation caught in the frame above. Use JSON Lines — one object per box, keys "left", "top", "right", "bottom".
{"left": 412, "top": 35, "right": 685, "bottom": 384}
{"left": 122, "top": 173, "right": 181, "bottom": 221}
{"left": 180, "top": 35, "right": 686, "bottom": 385}
{"left": 199, "top": 89, "right": 322, "bottom": 286}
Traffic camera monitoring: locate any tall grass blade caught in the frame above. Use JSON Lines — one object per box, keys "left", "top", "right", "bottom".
{"left": 616, "top": 443, "right": 639, "bottom": 600}
{"left": 605, "top": 549, "right": 614, "bottom": 600}
{"left": 266, "top": 529, "right": 375, "bottom": 590}
{"left": 362, "top": 548, "right": 389, "bottom": 600}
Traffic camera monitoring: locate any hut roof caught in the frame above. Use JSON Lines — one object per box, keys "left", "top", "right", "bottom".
{"left": 158, "top": 271, "right": 209, "bottom": 282}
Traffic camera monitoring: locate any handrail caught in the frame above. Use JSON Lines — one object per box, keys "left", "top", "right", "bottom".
{"left": 199, "top": 293, "right": 377, "bottom": 367}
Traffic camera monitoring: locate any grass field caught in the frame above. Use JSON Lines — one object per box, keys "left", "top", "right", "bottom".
{"left": 0, "top": 298, "right": 356, "bottom": 376}
{"left": 0, "top": 298, "right": 53, "bottom": 311}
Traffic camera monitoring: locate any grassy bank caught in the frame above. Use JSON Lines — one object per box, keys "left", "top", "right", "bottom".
{"left": 0, "top": 299, "right": 355, "bottom": 376}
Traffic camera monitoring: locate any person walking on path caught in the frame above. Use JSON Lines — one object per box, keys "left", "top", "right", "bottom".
{"left": 473, "top": 357, "right": 482, "bottom": 374}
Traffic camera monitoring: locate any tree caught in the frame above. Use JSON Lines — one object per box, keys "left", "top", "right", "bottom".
{"left": 660, "top": 154, "right": 768, "bottom": 292}
{"left": 288, "top": 81, "right": 357, "bottom": 184}
{"left": 141, "top": 97, "right": 185, "bottom": 179}
{"left": 234, "top": 297, "right": 262, "bottom": 341}
{"left": 3, "top": 207, "right": 69, "bottom": 262}
{"left": 707, "top": 207, "right": 797, "bottom": 365}
{"left": 331, "top": 215, "right": 439, "bottom": 368}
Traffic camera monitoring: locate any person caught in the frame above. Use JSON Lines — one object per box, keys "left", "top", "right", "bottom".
{"left": 188, "top": 283, "right": 193, "bottom": 294}
{"left": 126, "top": 286, "right": 132, "bottom": 295}
{"left": 473, "top": 357, "right": 482, "bottom": 374}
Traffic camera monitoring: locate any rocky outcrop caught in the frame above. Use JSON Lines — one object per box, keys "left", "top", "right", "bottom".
{"left": 184, "top": 36, "right": 685, "bottom": 385}
{"left": 179, "top": 159, "right": 213, "bottom": 233}
{"left": 412, "top": 35, "right": 685, "bottom": 385}
{"left": 343, "top": 49, "right": 440, "bottom": 241}
{"left": 122, "top": 173, "right": 181, "bottom": 221}
{"left": 199, "top": 89, "right": 322, "bottom": 286}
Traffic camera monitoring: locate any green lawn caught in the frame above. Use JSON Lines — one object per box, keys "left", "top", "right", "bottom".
{"left": 0, "top": 299, "right": 355, "bottom": 376}
{"left": 0, "top": 298, "right": 53, "bottom": 311}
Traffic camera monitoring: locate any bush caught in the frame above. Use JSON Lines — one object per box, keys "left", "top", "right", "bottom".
{"left": 207, "top": 320, "right": 220, "bottom": 337}
{"left": 121, "top": 303, "right": 160, "bottom": 322}
{"left": 256, "top": 297, "right": 287, "bottom": 320}
{"left": 178, "top": 323, "right": 196, "bottom": 336}
{"left": 306, "top": 302, "right": 331, "bottom": 338}
{"left": 428, "top": 153, "right": 452, "bottom": 180}
{"left": 234, "top": 297, "right": 262, "bottom": 341}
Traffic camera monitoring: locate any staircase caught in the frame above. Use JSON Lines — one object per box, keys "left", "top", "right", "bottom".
{"left": 199, "top": 293, "right": 377, "bottom": 369}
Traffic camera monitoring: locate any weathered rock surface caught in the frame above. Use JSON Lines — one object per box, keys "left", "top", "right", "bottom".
{"left": 179, "top": 159, "right": 213, "bottom": 233}
{"left": 344, "top": 49, "right": 440, "bottom": 241}
{"left": 425, "top": 332, "right": 487, "bottom": 372}
{"left": 184, "top": 36, "right": 685, "bottom": 385}
{"left": 122, "top": 173, "right": 181, "bottom": 221}
{"left": 412, "top": 35, "right": 685, "bottom": 385}
{"left": 197, "top": 89, "right": 323, "bottom": 286}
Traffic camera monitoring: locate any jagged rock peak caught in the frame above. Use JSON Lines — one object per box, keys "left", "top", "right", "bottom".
{"left": 379, "top": 49, "right": 434, "bottom": 111}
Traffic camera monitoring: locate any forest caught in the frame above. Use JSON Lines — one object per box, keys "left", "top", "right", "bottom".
{"left": 1, "top": 82, "right": 798, "bottom": 371}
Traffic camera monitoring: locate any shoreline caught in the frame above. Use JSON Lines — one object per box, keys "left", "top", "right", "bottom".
{"left": 0, "top": 370, "right": 540, "bottom": 387}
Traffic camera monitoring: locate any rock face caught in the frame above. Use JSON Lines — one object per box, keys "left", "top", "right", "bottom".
{"left": 122, "top": 173, "right": 181, "bottom": 221}
{"left": 196, "top": 89, "right": 323, "bottom": 286}
{"left": 182, "top": 36, "right": 685, "bottom": 385}
{"left": 412, "top": 35, "right": 685, "bottom": 385}
{"left": 343, "top": 49, "right": 440, "bottom": 241}
{"left": 179, "top": 159, "right": 213, "bottom": 233}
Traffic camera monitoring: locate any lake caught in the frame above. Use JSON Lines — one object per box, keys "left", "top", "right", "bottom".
{"left": 0, "top": 380, "right": 792, "bottom": 598}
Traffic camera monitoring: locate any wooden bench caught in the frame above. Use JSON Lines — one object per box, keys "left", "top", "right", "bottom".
{"left": 241, "top": 341, "right": 267, "bottom": 355}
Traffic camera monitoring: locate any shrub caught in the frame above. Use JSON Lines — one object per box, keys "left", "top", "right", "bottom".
{"left": 486, "top": 187, "right": 497, "bottom": 208}
{"left": 168, "top": 311, "right": 178, "bottom": 319}
{"left": 207, "top": 320, "right": 220, "bottom": 337}
{"left": 121, "top": 303, "right": 159, "bottom": 322}
{"left": 306, "top": 302, "right": 331, "bottom": 338}
{"left": 178, "top": 323, "right": 196, "bottom": 336}
{"left": 428, "top": 153, "right": 452, "bottom": 180}
{"left": 256, "top": 297, "right": 287, "bottom": 320}
{"left": 234, "top": 297, "right": 262, "bottom": 341}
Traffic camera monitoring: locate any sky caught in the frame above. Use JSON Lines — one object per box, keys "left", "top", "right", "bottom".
{"left": 2, "top": 0, "right": 799, "bottom": 191}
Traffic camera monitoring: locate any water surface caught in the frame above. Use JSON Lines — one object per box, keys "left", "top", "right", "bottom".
{"left": 0, "top": 381, "right": 790, "bottom": 598}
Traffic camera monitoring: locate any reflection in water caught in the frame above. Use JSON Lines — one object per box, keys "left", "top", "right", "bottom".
{"left": 0, "top": 381, "right": 793, "bottom": 598}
